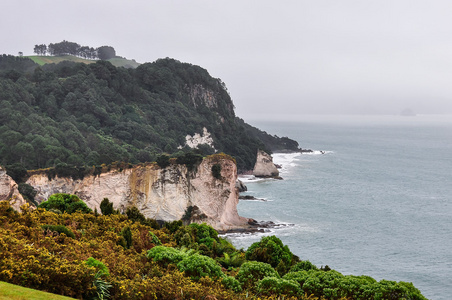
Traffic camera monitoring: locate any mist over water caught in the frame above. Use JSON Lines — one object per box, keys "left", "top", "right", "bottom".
{"left": 227, "top": 115, "right": 452, "bottom": 300}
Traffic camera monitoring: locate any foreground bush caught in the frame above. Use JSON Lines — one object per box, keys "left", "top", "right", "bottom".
{"left": 147, "top": 246, "right": 187, "bottom": 267}
{"left": 245, "top": 235, "right": 294, "bottom": 274}
{"left": 257, "top": 276, "right": 301, "bottom": 297}
{"left": 236, "top": 261, "right": 279, "bottom": 290}
{"left": 38, "top": 193, "right": 92, "bottom": 214}
{"left": 177, "top": 253, "right": 224, "bottom": 281}
{"left": 283, "top": 269, "right": 427, "bottom": 300}
{"left": 0, "top": 201, "right": 427, "bottom": 300}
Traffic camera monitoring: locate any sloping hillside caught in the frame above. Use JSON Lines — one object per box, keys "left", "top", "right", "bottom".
{"left": 28, "top": 55, "right": 140, "bottom": 69}
{"left": 0, "top": 55, "right": 299, "bottom": 172}
{"left": 0, "top": 281, "right": 76, "bottom": 300}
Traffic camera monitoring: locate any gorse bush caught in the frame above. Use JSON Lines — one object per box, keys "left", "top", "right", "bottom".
{"left": 41, "top": 224, "right": 75, "bottom": 239}
{"left": 0, "top": 200, "right": 427, "bottom": 300}
{"left": 120, "top": 226, "right": 132, "bottom": 249}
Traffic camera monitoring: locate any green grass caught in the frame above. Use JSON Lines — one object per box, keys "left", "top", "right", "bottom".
{"left": 107, "top": 57, "right": 141, "bottom": 68}
{"left": 27, "top": 55, "right": 95, "bottom": 66}
{"left": 27, "top": 55, "right": 140, "bottom": 68}
{"left": 0, "top": 281, "right": 75, "bottom": 300}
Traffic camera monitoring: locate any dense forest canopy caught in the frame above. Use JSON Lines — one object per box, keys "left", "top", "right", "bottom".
{"left": 0, "top": 54, "right": 299, "bottom": 172}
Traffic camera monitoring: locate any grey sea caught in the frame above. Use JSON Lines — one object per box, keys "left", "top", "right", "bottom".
{"left": 226, "top": 115, "right": 452, "bottom": 300}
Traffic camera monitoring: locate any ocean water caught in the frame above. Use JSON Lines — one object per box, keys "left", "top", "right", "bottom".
{"left": 226, "top": 115, "right": 452, "bottom": 300}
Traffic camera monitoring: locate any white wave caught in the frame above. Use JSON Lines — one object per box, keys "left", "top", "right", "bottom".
{"left": 221, "top": 222, "right": 321, "bottom": 248}
{"left": 272, "top": 152, "right": 302, "bottom": 174}
{"left": 239, "top": 198, "right": 273, "bottom": 202}
{"left": 303, "top": 150, "right": 334, "bottom": 155}
{"left": 272, "top": 152, "right": 302, "bottom": 165}
{"left": 238, "top": 175, "right": 277, "bottom": 183}
{"left": 238, "top": 175, "right": 264, "bottom": 183}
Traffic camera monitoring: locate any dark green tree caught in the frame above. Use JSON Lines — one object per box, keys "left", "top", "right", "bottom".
{"left": 245, "top": 235, "right": 294, "bottom": 271}
{"left": 100, "top": 198, "right": 114, "bottom": 215}
{"left": 38, "top": 193, "right": 92, "bottom": 214}
{"left": 97, "top": 46, "right": 116, "bottom": 60}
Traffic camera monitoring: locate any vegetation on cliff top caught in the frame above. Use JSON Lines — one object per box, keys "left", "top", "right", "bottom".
{"left": 0, "top": 54, "right": 299, "bottom": 174}
{"left": 0, "top": 198, "right": 427, "bottom": 300}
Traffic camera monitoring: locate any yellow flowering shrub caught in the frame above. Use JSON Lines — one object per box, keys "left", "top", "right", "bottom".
{"left": 0, "top": 200, "right": 322, "bottom": 299}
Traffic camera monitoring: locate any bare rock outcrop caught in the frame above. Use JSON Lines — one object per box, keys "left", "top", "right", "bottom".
{"left": 26, "top": 154, "right": 248, "bottom": 231}
{"left": 235, "top": 179, "right": 247, "bottom": 192}
{"left": 0, "top": 166, "right": 28, "bottom": 211}
{"left": 252, "top": 150, "right": 280, "bottom": 178}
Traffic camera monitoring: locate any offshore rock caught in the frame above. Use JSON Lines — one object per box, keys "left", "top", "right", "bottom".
{"left": 235, "top": 179, "right": 247, "bottom": 192}
{"left": 0, "top": 166, "right": 28, "bottom": 211}
{"left": 26, "top": 155, "right": 248, "bottom": 231}
{"left": 252, "top": 150, "right": 280, "bottom": 178}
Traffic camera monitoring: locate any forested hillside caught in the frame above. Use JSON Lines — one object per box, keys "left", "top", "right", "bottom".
{"left": 0, "top": 54, "right": 299, "bottom": 172}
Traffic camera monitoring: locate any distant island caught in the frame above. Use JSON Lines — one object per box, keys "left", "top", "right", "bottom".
{"left": 400, "top": 108, "right": 416, "bottom": 116}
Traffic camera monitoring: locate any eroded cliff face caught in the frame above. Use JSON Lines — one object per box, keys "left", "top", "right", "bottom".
{"left": 252, "top": 150, "right": 280, "bottom": 178}
{"left": 26, "top": 155, "right": 248, "bottom": 231}
{"left": 0, "top": 166, "right": 28, "bottom": 211}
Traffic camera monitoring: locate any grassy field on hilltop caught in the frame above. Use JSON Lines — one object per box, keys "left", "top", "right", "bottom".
{"left": 107, "top": 57, "right": 140, "bottom": 68}
{"left": 0, "top": 281, "right": 75, "bottom": 300}
{"left": 27, "top": 55, "right": 139, "bottom": 68}
{"left": 28, "top": 55, "right": 95, "bottom": 66}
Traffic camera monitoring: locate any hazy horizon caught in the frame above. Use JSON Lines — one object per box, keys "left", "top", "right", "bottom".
{"left": 3, "top": 0, "right": 452, "bottom": 119}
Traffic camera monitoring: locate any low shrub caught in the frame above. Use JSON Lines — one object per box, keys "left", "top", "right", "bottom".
{"left": 147, "top": 246, "right": 187, "bottom": 267}
{"left": 100, "top": 198, "right": 116, "bottom": 215}
{"left": 176, "top": 253, "right": 224, "bottom": 281}
{"left": 149, "top": 231, "right": 162, "bottom": 246}
{"left": 257, "top": 276, "right": 301, "bottom": 297}
{"left": 38, "top": 193, "right": 92, "bottom": 214}
{"left": 282, "top": 270, "right": 428, "bottom": 300}
{"left": 164, "top": 220, "right": 183, "bottom": 234}
{"left": 156, "top": 154, "right": 170, "bottom": 168}
{"left": 245, "top": 235, "right": 293, "bottom": 271}
{"left": 211, "top": 164, "right": 222, "bottom": 179}
{"left": 41, "top": 224, "right": 75, "bottom": 239}
{"left": 236, "top": 261, "right": 279, "bottom": 290}
{"left": 290, "top": 260, "right": 319, "bottom": 272}
{"left": 85, "top": 257, "right": 110, "bottom": 277}
{"left": 218, "top": 251, "right": 245, "bottom": 269}
{"left": 222, "top": 276, "right": 242, "bottom": 292}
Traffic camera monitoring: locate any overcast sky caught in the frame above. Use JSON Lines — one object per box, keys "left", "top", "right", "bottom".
{"left": 3, "top": 0, "right": 452, "bottom": 120}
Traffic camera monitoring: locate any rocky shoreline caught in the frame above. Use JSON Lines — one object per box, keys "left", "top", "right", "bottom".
{"left": 238, "top": 195, "right": 266, "bottom": 201}
{"left": 218, "top": 219, "right": 294, "bottom": 234}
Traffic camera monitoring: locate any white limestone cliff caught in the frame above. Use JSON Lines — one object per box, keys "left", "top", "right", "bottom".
{"left": 0, "top": 166, "right": 29, "bottom": 211}
{"left": 252, "top": 150, "right": 280, "bottom": 178}
{"left": 26, "top": 154, "right": 248, "bottom": 231}
{"left": 183, "top": 127, "right": 216, "bottom": 151}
